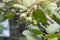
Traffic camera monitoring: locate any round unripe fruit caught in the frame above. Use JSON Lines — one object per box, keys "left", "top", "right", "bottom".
{"left": 26, "top": 17, "right": 32, "bottom": 23}
{"left": 32, "top": 20, "right": 37, "bottom": 25}
{"left": 20, "top": 13, "right": 27, "bottom": 19}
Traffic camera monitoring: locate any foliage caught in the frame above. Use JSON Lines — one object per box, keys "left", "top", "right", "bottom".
{"left": 0, "top": 0, "right": 60, "bottom": 40}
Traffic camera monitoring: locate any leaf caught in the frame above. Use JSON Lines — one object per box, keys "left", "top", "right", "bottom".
{"left": 3, "top": 0, "right": 12, "bottom": 2}
{"left": 22, "top": 30, "right": 37, "bottom": 40}
{"left": 7, "top": 1, "right": 14, "bottom": 7}
{"left": 28, "top": 24, "right": 43, "bottom": 35}
{"left": 23, "top": 30, "right": 33, "bottom": 36}
{"left": 0, "top": 25, "right": 3, "bottom": 34}
{"left": 3, "top": 11, "right": 14, "bottom": 20}
{"left": 22, "top": 0, "right": 36, "bottom": 7}
{"left": 28, "top": 24, "right": 39, "bottom": 30}
{"left": 44, "top": 34, "right": 60, "bottom": 39}
{"left": 48, "top": 37, "right": 58, "bottom": 40}
{"left": 53, "top": 12, "right": 60, "bottom": 19}
{"left": 13, "top": 4, "right": 28, "bottom": 10}
{"left": 32, "top": 9, "right": 47, "bottom": 23}
{"left": 0, "top": 25, "right": 3, "bottom": 28}
{"left": 46, "top": 23, "right": 60, "bottom": 34}
{"left": 26, "top": 36, "right": 36, "bottom": 40}
{"left": 0, "top": 3, "right": 5, "bottom": 8}
{"left": 30, "top": 29, "right": 43, "bottom": 34}
{"left": 52, "top": 38, "right": 58, "bottom": 40}
{"left": 47, "top": 3, "right": 57, "bottom": 11}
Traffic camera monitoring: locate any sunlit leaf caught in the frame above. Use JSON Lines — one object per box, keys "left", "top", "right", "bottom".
{"left": 27, "top": 24, "right": 43, "bottom": 34}
{"left": 13, "top": 4, "right": 28, "bottom": 10}
{"left": 46, "top": 23, "right": 60, "bottom": 34}
{"left": 23, "top": 30, "right": 37, "bottom": 40}
{"left": 47, "top": 3, "right": 57, "bottom": 11}
{"left": 3, "top": 0, "right": 12, "bottom": 2}
{"left": 28, "top": 24, "right": 39, "bottom": 30}
{"left": 44, "top": 34, "right": 60, "bottom": 39}
{"left": 0, "top": 3, "right": 5, "bottom": 8}
{"left": 48, "top": 37, "right": 58, "bottom": 40}
{"left": 53, "top": 12, "right": 60, "bottom": 19}
{"left": 22, "top": 0, "right": 36, "bottom": 7}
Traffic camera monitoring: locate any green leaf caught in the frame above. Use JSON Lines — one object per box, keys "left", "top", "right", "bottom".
{"left": 44, "top": 34, "right": 60, "bottom": 39}
{"left": 27, "top": 24, "right": 43, "bottom": 35}
{"left": 0, "top": 25, "right": 3, "bottom": 28}
{"left": 46, "top": 23, "right": 60, "bottom": 34}
{"left": 3, "top": 11, "right": 14, "bottom": 20}
{"left": 3, "top": 0, "right": 12, "bottom": 2}
{"left": 0, "top": 3, "right": 5, "bottom": 8}
{"left": 26, "top": 36, "right": 36, "bottom": 40}
{"left": 7, "top": 1, "right": 14, "bottom": 7}
{"left": 30, "top": 29, "right": 43, "bottom": 34}
{"left": 23, "top": 30, "right": 37, "bottom": 40}
{"left": 28, "top": 24, "right": 39, "bottom": 30}
{"left": 53, "top": 12, "right": 60, "bottom": 19}
{"left": 32, "top": 9, "right": 47, "bottom": 23}
{"left": 0, "top": 25, "right": 3, "bottom": 34}
{"left": 51, "top": 37, "right": 58, "bottom": 40}
{"left": 47, "top": 3, "right": 57, "bottom": 11}
{"left": 22, "top": 0, "right": 36, "bottom": 7}
{"left": 13, "top": 4, "right": 28, "bottom": 10}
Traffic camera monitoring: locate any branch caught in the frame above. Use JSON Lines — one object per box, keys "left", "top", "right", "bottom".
{"left": 45, "top": 13, "right": 59, "bottom": 25}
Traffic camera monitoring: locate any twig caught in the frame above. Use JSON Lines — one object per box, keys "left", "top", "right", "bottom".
{"left": 39, "top": 23, "right": 46, "bottom": 29}
{"left": 45, "top": 13, "right": 59, "bottom": 25}
{"left": 47, "top": 20, "right": 51, "bottom": 25}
